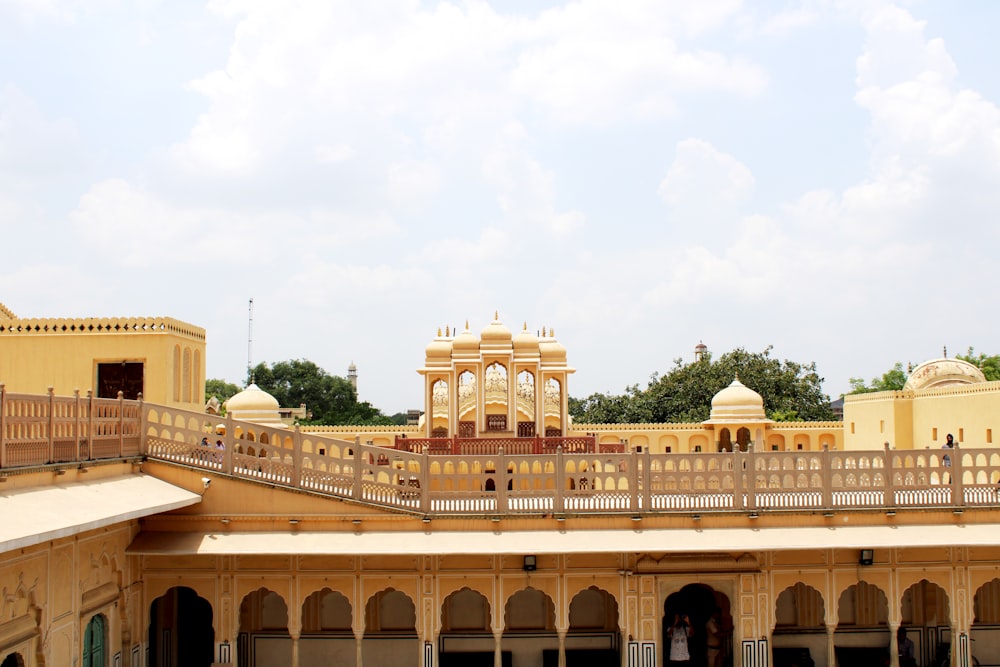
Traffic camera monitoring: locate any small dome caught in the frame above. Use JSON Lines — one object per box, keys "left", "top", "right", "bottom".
{"left": 904, "top": 358, "right": 987, "bottom": 391}
{"left": 225, "top": 383, "right": 285, "bottom": 426}
{"left": 480, "top": 313, "right": 512, "bottom": 345}
{"left": 539, "top": 328, "right": 567, "bottom": 363}
{"left": 425, "top": 328, "right": 453, "bottom": 361}
{"left": 706, "top": 378, "right": 767, "bottom": 422}
{"left": 513, "top": 322, "right": 540, "bottom": 357}
{"left": 452, "top": 322, "right": 481, "bottom": 355}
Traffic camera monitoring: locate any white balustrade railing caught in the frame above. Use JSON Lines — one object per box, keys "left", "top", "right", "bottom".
{"left": 2, "top": 388, "right": 996, "bottom": 516}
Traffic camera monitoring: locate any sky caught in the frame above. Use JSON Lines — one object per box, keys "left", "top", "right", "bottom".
{"left": 2, "top": 0, "right": 999, "bottom": 415}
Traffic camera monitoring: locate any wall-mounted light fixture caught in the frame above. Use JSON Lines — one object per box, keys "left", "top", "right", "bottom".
{"left": 523, "top": 555, "right": 537, "bottom": 572}
{"left": 859, "top": 549, "right": 874, "bottom": 566}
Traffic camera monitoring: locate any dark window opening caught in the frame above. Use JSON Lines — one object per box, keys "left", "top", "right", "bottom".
{"left": 97, "top": 362, "right": 144, "bottom": 400}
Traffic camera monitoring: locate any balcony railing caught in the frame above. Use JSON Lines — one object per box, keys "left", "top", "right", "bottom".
{"left": 393, "top": 435, "right": 608, "bottom": 455}
{"left": 2, "top": 387, "right": 995, "bottom": 517}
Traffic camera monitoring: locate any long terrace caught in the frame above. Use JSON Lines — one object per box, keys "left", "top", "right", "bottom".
{"left": 2, "top": 387, "right": 998, "bottom": 517}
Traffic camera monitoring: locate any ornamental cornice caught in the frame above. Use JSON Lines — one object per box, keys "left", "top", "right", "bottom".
{"left": 0, "top": 316, "right": 205, "bottom": 341}
{"left": 635, "top": 552, "right": 759, "bottom": 573}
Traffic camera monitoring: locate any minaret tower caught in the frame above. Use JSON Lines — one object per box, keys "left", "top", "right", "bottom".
{"left": 348, "top": 362, "right": 358, "bottom": 392}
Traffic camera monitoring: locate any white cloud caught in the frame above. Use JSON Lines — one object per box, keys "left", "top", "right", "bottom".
{"left": 314, "top": 144, "right": 355, "bottom": 164}
{"left": 659, "top": 138, "right": 754, "bottom": 207}
{"left": 851, "top": 5, "right": 1000, "bottom": 241}
{"left": 388, "top": 160, "right": 441, "bottom": 212}
{"left": 69, "top": 178, "right": 399, "bottom": 268}
{"left": 511, "top": 1, "right": 766, "bottom": 124}
{"left": 758, "top": 5, "right": 823, "bottom": 37}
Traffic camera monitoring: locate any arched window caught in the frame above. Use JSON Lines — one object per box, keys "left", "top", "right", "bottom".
{"left": 182, "top": 347, "right": 192, "bottom": 403}
{"left": 83, "top": 614, "right": 106, "bottom": 667}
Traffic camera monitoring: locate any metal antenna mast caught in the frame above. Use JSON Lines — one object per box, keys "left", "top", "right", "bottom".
{"left": 247, "top": 297, "right": 255, "bottom": 386}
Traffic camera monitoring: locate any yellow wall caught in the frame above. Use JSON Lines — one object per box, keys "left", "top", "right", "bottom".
{"left": 844, "top": 383, "right": 1000, "bottom": 450}
{"left": 0, "top": 315, "right": 205, "bottom": 410}
{"left": 0, "top": 514, "right": 138, "bottom": 667}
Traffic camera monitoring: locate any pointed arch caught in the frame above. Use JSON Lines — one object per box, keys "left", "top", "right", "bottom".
{"left": 149, "top": 586, "right": 214, "bottom": 667}
{"left": 441, "top": 588, "right": 491, "bottom": 633}
{"left": 504, "top": 588, "right": 555, "bottom": 632}
{"left": 568, "top": 586, "right": 619, "bottom": 632}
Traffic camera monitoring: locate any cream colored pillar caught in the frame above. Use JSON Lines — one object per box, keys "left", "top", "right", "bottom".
{"left": 889, "top": 622, "right": 900, "bottom": 667}
{"left": 356, "top": 631, "right": 364, "bottom": 667}
{"left": 290, "top": 629, "right": 300, "bottom": 667}
{"left": 558, "top": 629, "right": 567, "bottom": 667}
{"left": 494, "top": 630, "right": 503, "bottom": 667}
{"left": 826, "top": 624, "right": 836, "bottom": 667}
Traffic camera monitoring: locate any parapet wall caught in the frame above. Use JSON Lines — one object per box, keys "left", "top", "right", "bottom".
{"left": 0, "top": 316, "right": 205, "bottom": 341}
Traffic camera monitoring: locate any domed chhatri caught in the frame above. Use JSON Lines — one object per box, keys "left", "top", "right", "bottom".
{"left": 452, "top": 321, "right": 481, "bottom": 358}
{"left": 705, "top": 377, "right": 768, "bottom": 423}
{"left": 480, "top": 311, "right": 513, "bottom": 346}
{"left": 424, "top": 327, "right": 453, "bottom": 365}
{"left": 512, "top": 322, "right": 540, "bottom": 357}
{"left": 225, "top": 383, "right": 286, "bottom": 427}
{"left": 904, "top": 357, "right": 987, "bottom": 391}
{"left": 538, "top": 327, "right": 567, "bottom": 364}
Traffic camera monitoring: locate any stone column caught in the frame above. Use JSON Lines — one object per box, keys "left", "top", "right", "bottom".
{"left": 558, "top": 629, "right": 567, "bottom": 667}
{"left": 889, "top": 622, "right": 900, "bottom": 667}
{"left": 494, "top": 630, "right": 503, "bottom": 667}
{"left": 290, "top": 629, "right": 300, "bottom": 667}
{"left": 826, "top": 624, "right": 836, "bottom": 667}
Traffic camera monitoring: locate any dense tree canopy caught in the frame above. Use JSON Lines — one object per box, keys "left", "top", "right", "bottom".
{"left": 244, "top": 359, "right": 392, "bottom": 426}
{"left": 570, "top": 346, "right": 835, "bottom": 424}
{"left": 847, "top": 362, "right": 908, "bottom": 394}
{"left": 205, "top": 378, "right": 241, "bottom": 406}
{"left": 956, "top": 348, "right": 1000, "bottom": 381}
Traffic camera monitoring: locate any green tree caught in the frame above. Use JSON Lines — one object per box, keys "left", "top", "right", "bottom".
{"left": 205, "top": 378, "right": 241, "bottom": 405}
{"left": 569, "top": 385, "right": 651, "bottom": 424}
{"left": 251, "top": 359, "right": 392, "bottom": 425}
{"left": 847, "top": 362, "right": 908, "bottom": 394}
{"left": 956, "top": 347, "right": 1000, "bottom": 381}
{"left": 571, "top": 347, "right": 835, "bottom": 424}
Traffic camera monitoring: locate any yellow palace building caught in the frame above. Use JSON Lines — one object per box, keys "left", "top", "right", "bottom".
{"left": 1, "top": 306, "right": 1000, "bottom": 667}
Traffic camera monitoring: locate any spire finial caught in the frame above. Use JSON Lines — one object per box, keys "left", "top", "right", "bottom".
{"left": 943, "top": 345, "right": 948, "bottom": 358}
{"left": 494, "top": 309, "right": 499, "bottom": 321}
{"left": 523, "top": 321, "right": 528, "bottom": 331}
{"left": 465, "top": 319, "right": 470, "bottom": 331}
{"left": 542, "top": 326, "right": 547, "bottom": 337}
{"left": 437, "top": 327, "right": 442, "bottom": 337}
